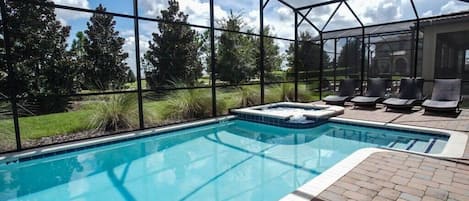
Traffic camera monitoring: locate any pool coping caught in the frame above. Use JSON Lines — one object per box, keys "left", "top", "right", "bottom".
{"left": 280, "top": 117, "right": 468, "bottom": 201}
{"left": 0, "top": 115, "right": 237, "bottom": 164}
{"left": 280, "top": 148, "right": 388, "bottom": 201}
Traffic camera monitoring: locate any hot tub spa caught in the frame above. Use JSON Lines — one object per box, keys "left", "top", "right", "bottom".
{"left": 231, "top": 102, "right": 344, "bottom": 128}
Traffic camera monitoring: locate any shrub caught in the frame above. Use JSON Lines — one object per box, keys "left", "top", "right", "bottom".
{"left": 266, "top": 83, "right": 310, "bottom": 102}
{"left": 90, "top": 93, "right": 154, "bottom": 131}
{"left": 163, "top": 89, "right": 226, "bottom": 120}
{"left": 237, "top": 86, "right": 260, "bottom": 107}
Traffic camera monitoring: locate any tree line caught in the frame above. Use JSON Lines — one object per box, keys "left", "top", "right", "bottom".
{"left": 1, "top": 0, "right": 361, "bottom": 115}
{"left": 0, "top": 1, "right": 130, "bottom": 113}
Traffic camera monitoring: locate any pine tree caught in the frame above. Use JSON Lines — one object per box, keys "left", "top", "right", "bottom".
{"left": 286, "top": 32, "right": 330, "bottom": 74}
{"left": 127, "top": 69, "right": 136, "bottom": 83}
{"left": 70, "top": 31, "right": 88, "bottom": 89}
{"left": 71, "top": 31, "right": 88, "bottom": 58}
{"left": 84, "top": 4, "right": 129, "bottom": 90}
{"left": 256, "top": 26, "right": 282, "bottom": 81}
{"left": 216, "top": 11, "right": 256, "bottom": 85}
{"left": 144, "top": 0, "right": 203, "bottom": 88}
{"left": 0, "top": 0, "right": 77, "bottom": 113}
{"left": 338, "top": 37, "right": 361, "bottom": 75}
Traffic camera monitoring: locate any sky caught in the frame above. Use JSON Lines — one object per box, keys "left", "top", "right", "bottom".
{"left": 51, "top": 0, "right": 469, "bottom": 74}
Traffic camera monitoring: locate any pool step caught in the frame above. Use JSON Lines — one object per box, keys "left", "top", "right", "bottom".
{"left": 387, "top": 140, "right": 399, "bottom": 148}
{"left": 424, "top": 138, "right": 436, "bottom": 153}
{"left": 405, "top": 139, "right": 417, "bottom": 150}
{"left": 387, "top": 138, "right": 443, "bottom": 154}
{"left": 428, "top": 139, "right": 446, "bottom": 154}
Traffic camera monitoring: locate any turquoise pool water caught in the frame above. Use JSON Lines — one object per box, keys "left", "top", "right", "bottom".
{"left": 0, "top": 120, "right": 448, "bottom": 201}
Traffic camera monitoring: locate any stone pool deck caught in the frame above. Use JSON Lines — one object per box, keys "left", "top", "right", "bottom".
{"left": 310, "top": 102, "right": 469, "bottom": 201}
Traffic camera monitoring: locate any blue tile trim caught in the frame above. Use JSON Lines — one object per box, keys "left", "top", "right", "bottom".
{"left": 234, "top": 113, "right": 326, "bottom": 129}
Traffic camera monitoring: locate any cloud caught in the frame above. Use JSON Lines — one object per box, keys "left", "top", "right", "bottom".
{"left": 422, "top": 10, "right": 433, "bottom": 18}
{"left": 139, "top": 0, "right": 227, "bottom": 26}
{"left": 440, "top": 0, "right": 469, "bottom": 14}
{"left": 52, "top": 0, "right": 91, "bottom": 25}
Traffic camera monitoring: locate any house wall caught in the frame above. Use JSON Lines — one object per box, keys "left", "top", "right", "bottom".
{"left": 421, "top": 21, "right": 469, "bottom": 95}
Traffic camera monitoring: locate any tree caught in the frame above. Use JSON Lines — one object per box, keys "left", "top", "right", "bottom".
{"left": 216, "top": 11, "right": 256, "bottom": 85}
{"left": 255, "top": 26, "right": 282, "bottom": 81}
{"left": 0, "top": 0, "right": 78, "bottom": 113}
{"left": 71, "top": 31, "right": 88, "bottom": 57}
{"left": 338, "top": 37, "right": 361, "bottom": 75}
{"left": 286, "top": 32, "right": 330, "bottom": 73}
{"left": 70, "top": 31, "right": 89, "bottom": 88}
{"left": 84, "top": 4, "right": 129, "bottom": 90}
{"left": 127, "top": 69, "right": 136, "bottom": 83}
{"left": 144, "top": 0, "right": 203, "bottom": 88}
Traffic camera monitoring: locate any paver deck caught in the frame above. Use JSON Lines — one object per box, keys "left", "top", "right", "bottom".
{"left": 308, "top": 102, "right": 469, "bottom": 201}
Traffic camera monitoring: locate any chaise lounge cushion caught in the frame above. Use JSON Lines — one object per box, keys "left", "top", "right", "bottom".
{"left": 383, "top": 98, "right": 417, "bottom": 108}
{"left": 351, "top": 78, "right": 387, "bottom": 107}
{"left": 323, "top": 79, "right": 357, "bottom": 105}
{"left": 383, "top": 78, "right": 424, "bottom": 109}
{"left": 323, "top": 95, "right": 349, "bottom": 104}
{"left": 422, "top": 79, "right": 462, "bottom": 112}
{"left": 422, "top": 100, "right": 459, "bottom": 110}
{"left": 351, "top": 96, "right": 383, "bottom": 106}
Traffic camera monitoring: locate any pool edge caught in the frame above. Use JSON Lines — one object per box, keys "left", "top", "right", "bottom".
{"left": 280, "top": 148, "right": 388, "bottom": 201}
{"left": 0, "top": 115, "right": 236, "bottom": 164}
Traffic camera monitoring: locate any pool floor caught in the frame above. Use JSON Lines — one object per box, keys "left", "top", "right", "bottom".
{"left": 0, "top": 120, "right": 448, "bottom": 201}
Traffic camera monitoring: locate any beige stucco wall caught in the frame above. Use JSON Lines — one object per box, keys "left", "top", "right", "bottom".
{"left": 421, "top": 21, "right": 469, "bottom": 95}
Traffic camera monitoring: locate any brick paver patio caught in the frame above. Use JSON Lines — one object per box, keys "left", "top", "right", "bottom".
{"left": 309, "top": 102, "right": 469, "bottom": 201}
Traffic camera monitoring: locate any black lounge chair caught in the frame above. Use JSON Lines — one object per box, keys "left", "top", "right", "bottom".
{"left": 422, "top": 79, "right": 463, "bottom": 112}
{"left": 323, "top": 79, "right": 357, "bottom": 105}
{"left": 351, "top": 78, "right": 387, "bottom": 107}
{"left": 383, "top": 78, "right": 424, "bottom": 110}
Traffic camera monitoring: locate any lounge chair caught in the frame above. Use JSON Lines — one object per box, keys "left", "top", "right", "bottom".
{"left": 422, "top": 79, "right": 463, "bottom": 112}
{"left": 383, "top": 78, "right": 424, "bottom": 110}
{"left": 351, "top": 78, "right": 387, "bottom": 107}
{"left": 323, "top": 79, "right": 356, "bottom": 105}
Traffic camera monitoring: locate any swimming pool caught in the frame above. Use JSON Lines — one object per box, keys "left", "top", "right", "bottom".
{"left": 0, "top": 119, "right": 458, "bottom": 201}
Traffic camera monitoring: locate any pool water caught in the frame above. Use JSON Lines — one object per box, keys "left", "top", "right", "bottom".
{"left": 0, "top": 120, "right": 448, "bottom": 201}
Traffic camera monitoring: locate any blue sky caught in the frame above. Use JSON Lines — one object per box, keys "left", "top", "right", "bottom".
{"left": 52, "top": 0, "right": 469, "bottom": 74}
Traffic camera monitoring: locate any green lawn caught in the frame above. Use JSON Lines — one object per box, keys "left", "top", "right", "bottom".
{"left": 0, "top": 85, "right": 321, "bottom": 142}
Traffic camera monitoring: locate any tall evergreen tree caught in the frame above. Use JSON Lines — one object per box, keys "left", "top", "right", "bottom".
{"left": 71, "top": 31, "right": 88, "bottom": 57}
{"left": 338, "top": 37, "right": 361, "bottom": 75}
{"left": 144, "top": 0, "right": 203, "bottom": 88}
{"left": 0, "top": 0, "right": 77, "bottom": 113}
{"left": 216, "top": 12, "right": 256, "bottom": 85}
{"left": 70, "top": 31, "right": 88, "bottom": 88}
{"left": 255, "top": 26, "right": 282, "bottom": 80}
{"left": 84, "top": 4, "right": 129, "bottom": 90}
{"left": 127, "top": 69, "right": 136, "bottom": 83}
{"left": 286, "top": 32, "right": 330, "bottom": 73}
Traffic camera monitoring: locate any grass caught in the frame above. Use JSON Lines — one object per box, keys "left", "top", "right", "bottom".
{"left": 19, "top": 109, "right": 92, "bottom": 139}
{"left": 0, "top": 85, "right": 321, "bottom": 142}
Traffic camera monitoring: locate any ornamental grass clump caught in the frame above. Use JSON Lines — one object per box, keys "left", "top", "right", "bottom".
{"left": 90, "top": 93, "right": 154, "bottom": 131}
{"left": 163, "top": 89, "right": 222, "bottom": 120}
